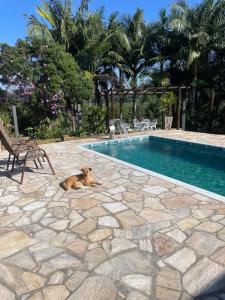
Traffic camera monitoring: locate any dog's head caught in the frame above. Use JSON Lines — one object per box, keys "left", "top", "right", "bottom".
{"left": 81, "top": 167, "right": 92, "bottom": 177}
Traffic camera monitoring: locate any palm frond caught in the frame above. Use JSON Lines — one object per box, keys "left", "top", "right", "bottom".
{"left": 25, "top": 14, "right": 54, "bottom": 42}
{"left": 36, "top": 5, "right": 56, "bottom": 27}
{"left": 188, "top": 50, "right": 201, "bottom": 66}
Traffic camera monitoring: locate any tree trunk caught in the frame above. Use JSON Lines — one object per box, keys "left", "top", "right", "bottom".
{"left": 182, "top": 92, "right": 188, "bottom": 131}
{"left": 68, "top": 110, "right": 75, "bottom": 132}
{"left": 207, "top": 89, "right": 215, "bottom": 133}
{"left": 111, "top": 89, "right": 115, "bottom": 119}
{"left": 94, "top": 79, "right": 101, "bottom": 107}
{"left": 176, "top": 87, "right": 182, "bottom": 130}
{"left": 191, "top": 62, "right": 198, "bottom": 113}
{"left": 132, "top": 93, "right": 137, "bottom": 118}
{"left": 119, "top": 69, "right": 123, "bottom": 120}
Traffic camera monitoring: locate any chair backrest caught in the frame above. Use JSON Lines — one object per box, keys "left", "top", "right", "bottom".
{"left": 115, "top": 120, "right": 128, "bottom": 134}
{"left": 0, "top": 122, "right": 16, "bottom": 155}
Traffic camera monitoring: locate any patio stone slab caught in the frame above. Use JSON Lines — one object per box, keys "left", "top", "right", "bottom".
{"left": 0, "top": 231, "right": 37, "bottom": 259}
{"left": 121, "top": 274, "right": 152, "bottom": 295}
{"left": 211, "top": 247, "right": 225, "bottom": 265}
{"left": 95, "top": 251, "right": 153, "bottom": 280}
{"left": 183, "top": 257, "right": 225, "bottom": 296}
{"left": 70, "top": 198, "right": 100, "bottom": 210}
{"left": 164, "top": 247, "right": 196, "bottom": 273}
{"left": 153, "top": 233, "right": 178, "bottom": 257}
{"left": 103, "top": 202, "right": 128, "bottom": 213}
{"left": 186, "top": 231, "right": 225, "bottom": 256}
{"left": 156, "top": 286, "right": 180, "bottom": 300}
{"left": 39, "top": 253, "right": 83, "bottom": 276}
{"left": 1, "top": 132, "right": 225, "bottom": 298}
{"left": 109, "top": 237, "right": 137, "bottom": 256}
{"left": 85, "top": 247, "right": 106, "bottom": 269}
{"left": 0, "top": 283, "right": 15, "bottom": 300}
{"left": 143, "top": 185, "right": 168, "bottom": 195}
{"left": 66, "top": 239, "right": 88, "bottom": 258}
{"left": 68, "top": 276, "right": 117, "bottom": 300}
{"left": 127, "top": 291, "right": 149, "bottom": 300}
{"left": 116, "top": 210, "right": 145, "bottom": 229}
{"left": 3, "top": 251, "right": 36, "bottom": 270}
{"left": 166, "top": 229, "right": 186, "bottom": 243}
{"left": 71, "top": 219, "right": 97, "bottom": 235}
{"left": 140, "top": 208, "right": 174, "bottom": 223}
{"left": 48, "top": 271, "right": 65, "bottom": 284}
{"left": 88, "top": 228, "right": 112, "bottom": 242}
{"left": 161, "top": 195, "right": 197, "bottom": 208}
{"left": 156, "top": 266, "right": 181, "bottom": 291}
{"left": 177, "top": 217, "right": 200, "bottom": 230}
{"left": 83, "top": 206, "right": 109, "bottom": 218}
{"left": 43, "top": 285, "right": 70, "bottom": 300}
{"left": 98, "top": 216, "right": 119, "bottom": 228}
{"left": 0, "top": 263, "right": 46, "bottom": 295}
{"left": 195, "top": 221, "right": 223, "bottom": 233}
{"left": 66, "top": 271, "right": 89, "bottom": 291}
{"left": 139, "top": 239, "right": 152, "bottom": 253}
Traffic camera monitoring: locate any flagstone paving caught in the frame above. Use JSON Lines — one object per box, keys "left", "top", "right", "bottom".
{"left": 0, "top": 131, "right": 225, "bottom": 299}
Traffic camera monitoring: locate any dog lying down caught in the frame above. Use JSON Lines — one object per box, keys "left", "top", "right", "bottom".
{"left": 62, "top": 167, "right": 101, "bottom": 191}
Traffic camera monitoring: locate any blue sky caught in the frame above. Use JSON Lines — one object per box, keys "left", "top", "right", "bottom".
{"left": 0, "top": 0, "right": 200, "bottom": 45}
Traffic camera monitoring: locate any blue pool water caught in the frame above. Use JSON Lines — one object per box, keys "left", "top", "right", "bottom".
{"left": 86, "top": 136, "right": 225, "bottom": 197}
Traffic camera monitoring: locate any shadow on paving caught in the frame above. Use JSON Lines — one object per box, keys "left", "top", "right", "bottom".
{"left": 0, "top": 158, "right": 51, "bottom": 182}
{"left": 185, "top": 273, "right": 225, "bottom": 299}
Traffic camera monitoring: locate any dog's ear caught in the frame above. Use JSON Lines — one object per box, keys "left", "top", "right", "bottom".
{"left": 89, "top": 168, "right": 92, "bottom": 171}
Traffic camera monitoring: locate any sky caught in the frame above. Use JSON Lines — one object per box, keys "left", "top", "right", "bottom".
{"left": 0, "top": 0, "right": 200, "bottom": 45}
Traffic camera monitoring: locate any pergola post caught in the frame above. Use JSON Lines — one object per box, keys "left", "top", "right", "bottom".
{"left": 119, "top": 96, "right": 123, "bottom": 120}
{"left": 176, "top": 87, "right": 182, "bottom": 130}
{"left": 111, "top": 88, "right": 115, "bottom": 119}
{"left": 105, "top": 91, "right": 110, "bottom": 132}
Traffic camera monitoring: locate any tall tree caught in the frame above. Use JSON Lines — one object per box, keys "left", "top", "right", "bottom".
{"left": 170, "top": 0, "right": 225, "bottom": 110}
{"left": 119, "top": 9, "right": 149, "bottom": 116}
{"left": 26, "top": 0, "right": 89, "bottom": 49}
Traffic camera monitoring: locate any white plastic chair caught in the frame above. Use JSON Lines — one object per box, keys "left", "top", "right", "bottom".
{"left": 149, "top": 119, "right": 158, "bottom": 130}
{"left": 133, "top": 119, "right": 142, "bottom": 131}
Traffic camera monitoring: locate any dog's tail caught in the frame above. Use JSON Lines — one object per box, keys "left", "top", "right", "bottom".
{"left": 60, "top": 181, "right": 68, "bottom": 191}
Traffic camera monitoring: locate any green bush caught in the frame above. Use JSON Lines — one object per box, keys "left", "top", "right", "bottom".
{"left": 82, "top": 105, "right": 106, "bottom": 135}
{"left": 30, "top": 113, "right": 72, "bottom": 139}
{"left": 0, "top": 110, "right": 11, "bottom": 126}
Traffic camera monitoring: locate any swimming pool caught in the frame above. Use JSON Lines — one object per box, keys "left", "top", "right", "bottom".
{"left": 84, "top": 136, "right": 225, "bottom": 197}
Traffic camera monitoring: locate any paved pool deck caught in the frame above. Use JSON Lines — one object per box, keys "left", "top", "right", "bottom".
{"left": 0, "top": 130, "right": 225, "bottom": 300}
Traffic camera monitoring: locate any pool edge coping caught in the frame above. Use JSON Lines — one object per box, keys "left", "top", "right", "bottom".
{"left": 79, "top": 134, "right": 225, "bottom": 203}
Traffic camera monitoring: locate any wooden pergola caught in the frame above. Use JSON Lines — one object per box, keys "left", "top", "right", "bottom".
{"left": 100, "top": 86, "right": 190, "bottom": 130}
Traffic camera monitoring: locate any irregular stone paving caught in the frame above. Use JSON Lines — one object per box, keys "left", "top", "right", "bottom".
{"left": 0, "top": 131, "right": 225, "bottom": 299}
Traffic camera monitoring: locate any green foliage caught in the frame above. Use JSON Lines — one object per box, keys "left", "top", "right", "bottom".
{"left": 159, "top": 92, "right": 176, "bottom": 116}
{"left": 0, "top": 41, "right": 94, "bottom": 134}
{"left": 82, "top": 105, "right": 106, "bottom": 135}
{"left": 0, "top": 110, "right": 11, "bottom": 126}
{"left": 30, "top": 113, "right": 72, "bottom": 139}
{"left": 1, "top": 0, "right": 225, "bottom": 137}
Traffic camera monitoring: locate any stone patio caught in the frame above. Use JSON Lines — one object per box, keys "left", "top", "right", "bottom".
{"left": 0, "top": 130, "right": 225, "bottom": 300}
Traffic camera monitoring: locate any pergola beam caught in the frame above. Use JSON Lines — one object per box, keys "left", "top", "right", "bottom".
{"left": 102, "top": 86, "right": 190, "bottom": 131}
{"left": 100, "top": 86, "right": 190, "bottom": 97}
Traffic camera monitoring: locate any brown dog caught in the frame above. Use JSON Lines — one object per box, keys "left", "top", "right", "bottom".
{"left": 62, "top": 168, "right": 101, "bottom": 191}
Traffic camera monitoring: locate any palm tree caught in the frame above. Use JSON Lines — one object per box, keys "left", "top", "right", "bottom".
{"left": 170, "top": 0, "right": 225, "bottom": 110}
{"left": 118, "top": 9, "right": 149, "bottom": 117}
{"left": 26, "top": 0, "right": 89, "bottom": 49}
